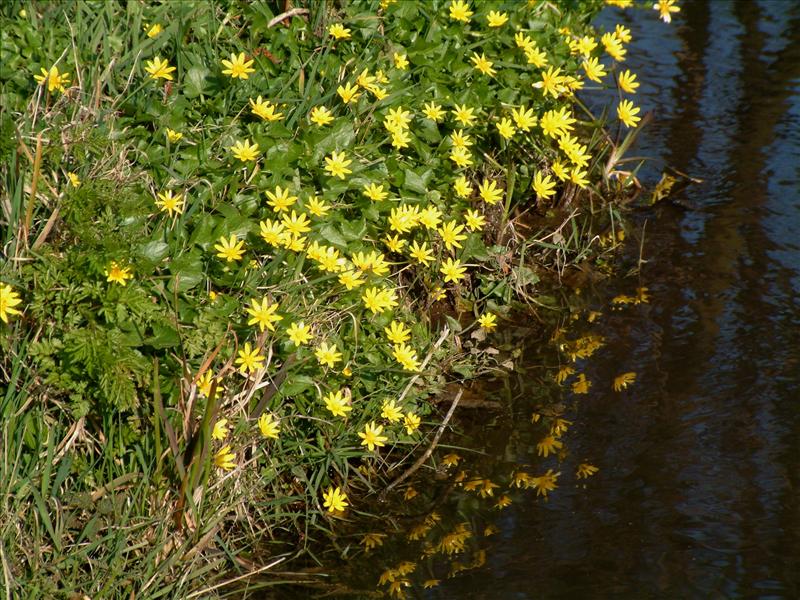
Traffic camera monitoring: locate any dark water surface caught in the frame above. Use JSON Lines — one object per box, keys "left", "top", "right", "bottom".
{"left": 276, "top": 2, "right": 800, "bottom": 598}
{"left": 424, "top": 1, "right": 800, "bottom": 598}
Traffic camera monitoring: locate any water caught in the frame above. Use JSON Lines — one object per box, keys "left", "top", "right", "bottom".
{"left": 427, "top": 2, "right": 800, "bottom": 597}
{"left": 274, "top": 2, "right": 800, "bottom": 597}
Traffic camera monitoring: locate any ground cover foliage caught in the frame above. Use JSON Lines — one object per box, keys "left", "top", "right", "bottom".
{"left": 0, "top": 0, "right": 662, "bottom": 596}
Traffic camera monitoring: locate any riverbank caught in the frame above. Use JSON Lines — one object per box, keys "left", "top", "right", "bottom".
{"left": 1, "top": 1, "right": 663, "bottom": 597}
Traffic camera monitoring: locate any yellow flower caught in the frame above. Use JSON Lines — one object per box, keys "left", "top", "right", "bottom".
{"left": 384, "top": 234, "right": 406, "bottom": 253}
{"left": 486, "top": 10, "right": 508, "bottom": 27}
{"left": 393, "top": 52, "right": 409, "bottom": 70}
{"left": 265, "top": 185, "right": 296, "bottom": 213}
{"left": 145, "top": 23, "right": 162, "bottom": 38}
{"left": 67, "top": 172, "right": 81, "bottom": 187}
{"left": 403, "top": 412, "right": 421, "bottom": 434}
{"left": 530, "top": 469, "right": 560, "bottom": 497}
{"left": 571, "top": 373, "right": 591, "bottom": 394}
{"left": 540, "top": 106, "right": 576, "bottom": 138}
{"left": 381, "top": 399, "right": 404, "bottom": 423}
{"left": 324, "top": 150, "right": 352, "bottom": 179}
{"left": 281, "top": 210, "right": 311, "bottom": 236}
{"left": 536, "top": 435, "right": 563, "bottom": 457}
{"left": 515, "top": 32, "right": 534, "bottom": 50}
{"left": 359, "top": 421, "right": 388, "bottom": 451}
{"left": 328, "top": 23, "right": 351, "bottom": 40}
{"left": 570, "top": 167, "right": 590, "bottom": 188}
{"left": 576, "top": 35, "right": 597, "bottom": 57}
{"left": 34, "top": 65, "right": 70, "bottom": 92}
{"left": 144, "top": 56, "right": 175, "bottom": 81}
{"left": 0, "top": 284, "right": 23, "bottom": 323}
{"left": 363, "top": 286, "right": 398, "bottom": 315}
{"left": 323, "top": 389, "right": 351, "bottom": 417}
{"left": 385, "top": 106, "right": 412, "bottom": 133}
{"left": 213, "top": 445, "right": 236, "bottom": 470}
{"left": 464, "top": 209, "right": 485, "bottom": 231}
{"left": 363, "top": 183, "right": 389, "bottom": 202}
{"left": 309, "top": 105, "right": 335, "bottom": 126}
{"left": 230, "top": 139, "right": 260, "bottom": 162}
{"left": 259, "top": 219, "right": 286, "bottom": 246}
{"left": 196, "top": 371, "right": 224, "bottom": 398}
{"left": 550, "top": 417, "right": 572, "bottom": 436}
{"left": 249, "top": 96, "right": 283, "bottom": 121}
{"left": 221, "top": 52, "right": 255, "bottom": 79}
{"left": 438, "top": 220, "right": 467, "bottom": 251}
{"left": 236, "top": 342, "right": 265, "bottom": 373}
{"left": 422, "top": 101, "right": 445, "bottom": 122}
{"left": 391, "top": 129, "right": 411, "bottom": 150}
{"left": 105, "top": 262, "right": 133, "bottom": 286}
{"left": 452, "top": 104, "right": 476, "bottom": 127}
{"left": 533, "top": 65, "right": 566, "bottom": 98}
{"left": 315, "top": 342, "right": 342, "bottom": 368}
{"left": 653, "top": 0, "right": 680, "bottom": 23}
{"left": 370, "top": 85, "right": 388, "bottom": 100}
{"left": 214, "top": 234, "right": 245, "bottom": 262}
{"left": 496, "top": 117, "right": 516, "bottom": 140}
{"left": 305, "top": 195, "right": 330, "bottom": 217}
{"left": 211, "top": 418, "right": 229, "bottom": 441}
{"left": 362, "top": 533, "right": 386, "bottom": 551}
{"left": 323, "top": 486, "right": 348, "bottom": 512}
{"left": 470, "top": 52, "right": 496, "bottom": 76}
{"left": 582, "top": 56, "right": 607, "bottom": 82}
{"left": 495, "top": 495, "right": 512, "bottom": 509}
{"left": 614, "top": 24, "right": 633, "bottom": 44}
{"left": 453, "top": 175, "right": 473, "bottom": 198}
{"left": 442, "top": 453, "right": 461, "bottom": 467}
{"left": 613, "top": 372, "right": 637, "bottom": 391}
{"left": 286, "top": 321, "right": 313, "bottom": 346}
{"left": 384, "top": 321, "right": 411, "bottom": 345}
{"left": 617, "top": 99, "right": 641, "bottom": 128}
{"left": 478, "top": 179, "right": 503, "bottom": 205}
{"left": 448, "top": 0, "right": 473, "bottom": 22}
{"left": 258, "top": 413, "right": 280, "bottom": 439}
{"left": 338, "top": 269, "right": 364, "bottom": 290}
{"left": 601, "top": 32, "right": 627, "bottom": 61}
{"left": 406, "top": 240, "right": 431, "bottom": 265}
{"left": 533, "top": 171, "right": 557, "bottom": 200}
{"left": 552, "top": 160, "right": 569, "bottom": 181}
{"left": 155, "top": 190, "right": 184, "bottom": 217}
{"left": 576, "top": 463, "right": 599, "bottom": 479}
{"left": 525, "top": 45, "right": 548, "bottom": 68}
{"left": 477, "top": 312, "right": 497, "bottom": 331}
{"left": 337, "top": 82, "right": 361, "bottom": 104}
{"left": 392, "top": 342, "right": 420, "bottom": 371}
{"left": 449, "top": 146, "right": 473, "bottom": 167}
{"left": 511, "top": 105, "right": 537, "bottom": 131}
{"left": 165, "top": 128, "right": 183, "bottom": 142}
{"left": 440, "top": 257, "right": 466, "bottom": 284}
{"left": 246, "top": 297, "right": 282, "bottom": 332}
{"left": 618, "top": 69, "right": 639, "bottom": 93}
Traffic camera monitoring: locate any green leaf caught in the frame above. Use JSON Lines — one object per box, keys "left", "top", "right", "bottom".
{"left": 444, "top": 315, "right": 462, "bottom": 333}
{"left": 147, "top": 323, "right": 180, "bottom": 349}
{"left": 318, "top": 223, "right": 348, "bottom": 248}
{"left": 168, "top": 253, "right": 204, "bottom": 292}
{"left": 340, "top": 218, "right": 366, "bottom": 242}
{"left": 184, "top": 65, "right": 210, "bottom": 99}
{"left": 279, "top": 375, "right": 316, "bottom": 397}
{"left": 402, "top": 168, "right": 431, "bottom": 194}
{"left": 138, "top": 241, "right": 169, "bottom": 264}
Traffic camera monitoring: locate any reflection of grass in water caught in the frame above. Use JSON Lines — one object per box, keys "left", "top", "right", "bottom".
{"left": 313, "top": 281, "right": 649, "bottom": 597}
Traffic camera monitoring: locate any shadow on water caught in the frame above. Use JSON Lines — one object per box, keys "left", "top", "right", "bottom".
{"left": 270, "top": 2, "right": 800, "bottom": 597}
